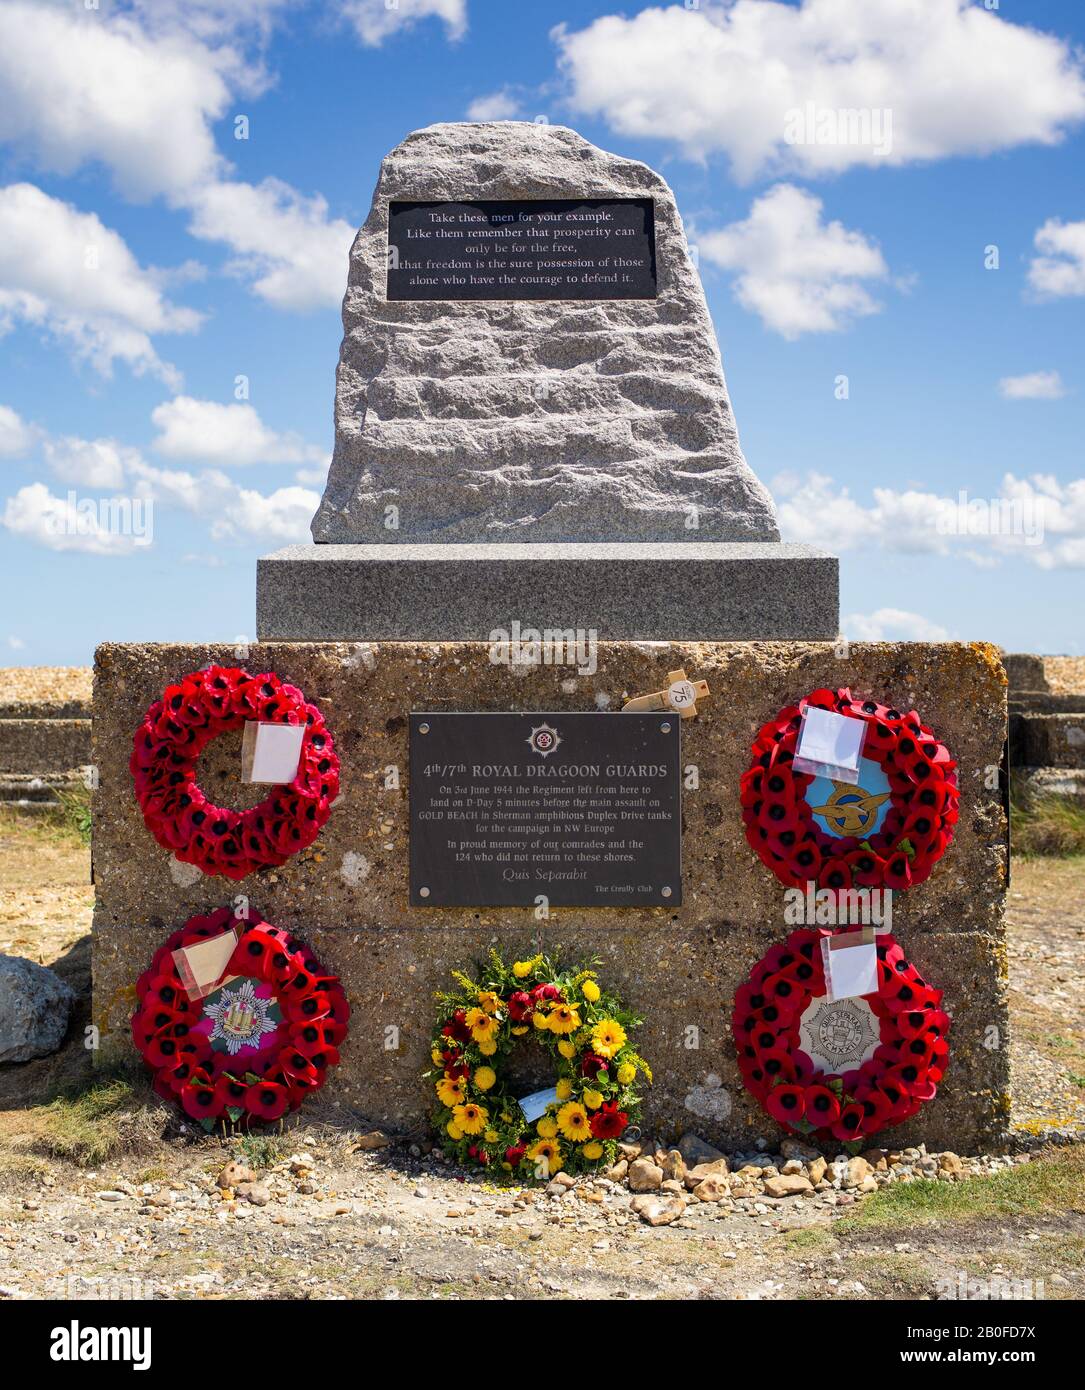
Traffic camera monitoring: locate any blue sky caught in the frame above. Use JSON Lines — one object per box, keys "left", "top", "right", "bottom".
{"left": 1, "top": 0, "right": 1084, "bottom": 663}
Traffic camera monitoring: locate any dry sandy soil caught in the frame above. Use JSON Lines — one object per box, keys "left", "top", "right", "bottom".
{"left": 0, "top": 812, "right": 1082, "bottom": 1302}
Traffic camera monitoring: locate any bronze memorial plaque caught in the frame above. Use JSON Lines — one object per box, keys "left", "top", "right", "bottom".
{"left": 409, "top": 712, "right": 681, "bottom": 907}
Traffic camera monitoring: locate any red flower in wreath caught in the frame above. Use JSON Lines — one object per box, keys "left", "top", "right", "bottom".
{"left": 130, "top": 665, "right": 339, "bottom": 880}
{"left": 589, "top": 1102, "right": 629, "bottom": 1140}
{"left": 132, "top": 907, "right": 348, "bottom": 1128}
{"left": 731, "top": 927, "right": 950, "bottom": 1146}
{"left": 741, "top": 688, "right": 958, "bottom": 894}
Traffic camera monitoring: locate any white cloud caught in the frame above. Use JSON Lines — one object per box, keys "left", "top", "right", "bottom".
{"left": 844, "top": 608, "right": 951, "bottom": 643}
{"left": 1, "top": 482, "right": 138, "bottom": 554}
{"left": 185, "top": 178, "right": 354, "bottom": 310}
{"left": 999, "top": 370, "right": 1067, "bottom": 400}
{"left": 774, "top": 470, "right": 1085, "bottom": 568}
{"left": 0, "top": 183, "right": 201, "bottom": 384}
{"left": 466, "top": 88, "right": 523, "bottom": 121}
{"left": 7, "top": 635, "right": 25, "bottom": 650}
{"left": 0, "top": 5, "right": 354, "bottom": 315}
{"left": 44, "top": 436, "right": 142, "bottom": 490}
{"left": 699, "top": 184, "right": 887, "bottom": 338}
{"left": 341, "top": 0, "right": 467, "bottom": 47}
{"left": 554, "top": 0, "right": 1085, "bottom": 180}
{"left": 0, "top": 404, "right": 38, "bottom": 458}
{"left": 129, "top": 458, "right": 317, "bottom": 542}
{"left": 0, "top": 2, "right": 234, "bottom": 201}
{"left": 151, "top": 396, "right": 327, "bottom": 467}
{"left": 1027, "top": 218, "right": 1085, "bottom": 298}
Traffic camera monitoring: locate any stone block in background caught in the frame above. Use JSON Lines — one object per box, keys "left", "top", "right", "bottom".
{"left": 1002, "top": 652, "right": 1049, "bottom": 692}
{"left": 92, "top": 639, "right": 1009, "bottom": 1151}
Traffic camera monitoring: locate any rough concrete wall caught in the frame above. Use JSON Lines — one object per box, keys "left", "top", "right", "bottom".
{"left": 92, "top": 639, "right": 1009, "bottom": 1152}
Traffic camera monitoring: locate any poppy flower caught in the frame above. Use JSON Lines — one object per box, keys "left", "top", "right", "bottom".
{"left": 244, "top": 1079, "right": 290, "bottom": 1121}
{"left": 830, "top": 1102, "right": 866, "bottom": 1142}
{"left": 215, "top": 1073, "right": 249, "bottom": 1109}
{"left": 766, "top": 1083, "right": 806, "bottom": 1126}
{"left": 589, "top": 1102, "right": 628, "bottom": 1140}
{"left": 181, "top": 1071, "right": 224, "bottom": 1120}
{"left": 803, "top": 1083, "right": 841, "bottom": 1128}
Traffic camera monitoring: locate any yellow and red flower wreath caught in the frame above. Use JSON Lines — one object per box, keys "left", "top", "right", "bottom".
{"left": 427, "top": 950, "right": 651, "bottom": 1178}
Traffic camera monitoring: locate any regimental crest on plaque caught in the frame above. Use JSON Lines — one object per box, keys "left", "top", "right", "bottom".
{"left": 526, "top": 722, "right": 562, "bottom": 758}
{"left": 202, "top": 979, "right": 281, "bottom": 1056}
{"left": 798, "top": 996, "right": 881, "bottom": 1075}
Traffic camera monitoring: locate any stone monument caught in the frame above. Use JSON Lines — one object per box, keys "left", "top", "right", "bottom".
{"left": 91, "top": 124, "right": 1009, "bottom": 1156}
{"left": 258, "top": 122, "right": 837, "bottom": 641}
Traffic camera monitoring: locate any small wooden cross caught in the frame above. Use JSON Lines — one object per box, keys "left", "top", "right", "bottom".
{"left": 622, "top": 668, "right": 710, "bottom": 720}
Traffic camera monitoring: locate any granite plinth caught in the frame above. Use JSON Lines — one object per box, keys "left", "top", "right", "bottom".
{"left": 256, "top": 542, "right": 838, "bottom": 641}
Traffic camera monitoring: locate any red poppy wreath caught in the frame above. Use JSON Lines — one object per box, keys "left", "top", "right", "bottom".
{"left": 740, "top": 687, "right": 958, "bottom": 893}
{"left": 130, "top": 665, "right": 339, "bottom": 880}
{"left": 132, "top": 907, "right": 349, "bottom": 1128}
{"left": 732, "top": 928, "right": 950, "bottom": 1146}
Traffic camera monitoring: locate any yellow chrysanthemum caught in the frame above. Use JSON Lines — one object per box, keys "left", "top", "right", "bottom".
{"left": 555, "top": 1078, "right": 573, "bottom": 1101}
{"left": 511, "top": 1025, "right": 529, "bottom": 1036}
{"left": 581, "top": 979, "right": 600, "bottom": 1003}
{"left": 478, "top": 1039, "right": 497, "bottom": 1056}
{"left": 583, "top": 1088, "right": 603, "bottom": 1110}
{"left": 582, "top": 1141, "right": 604, "bottom": 1160}
{"left": 436, "top": 1076, "right": 466, "bottom": 1107}
{"left": 533, "top": 1010, "right": 550, "bottom": 1030}
{"left": 557, "top": 1102, "right": 591, "bottom": 1142}
{"left": 617, "top": 1062, "right": 636, "bottom": 1085}
{"left": 484, "top": 1129, "right": 500, "bottom": 1144}
{"left": 431, "top": 1048, "right": 442, "bottom": 1065}
{"left": 557, "top": 1040, "right": 576, "bottom": 1059}
{"left": 474, "top": 1066, "right": 496, "bottom": 1091}
{"left": 547, "top": 1003, "right": 581, "bottom": 1035}
{"left": 512, "top": 960, "right": 533, "bottom": 978}
{"left": 527, "top": 1138, "right": 563, "bottom": 1175}
{"left": 453, "top": 1101, "right": 488, "bottom": 1135}
{"left": 536, "top": 1116, "right": 558, "bottom": 1139}
{"left": 447, "top": 1121, "right": 463, "bottom": 1140}
{"left": 477, "top": 990, "right": 501, "bottom": 1016}
{"left": 591, "top": 1019, "right": 627, "bottom": 1058}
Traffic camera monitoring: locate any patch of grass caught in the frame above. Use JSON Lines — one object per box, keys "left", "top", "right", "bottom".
{"left": 233, "top": 1133, "right": 288, "bottom": 1170}
{"left": 54, "top": 786, "right": 92, "bottom": 845}
{"left": 5, "top": 1065, "right": 163, "bottom": 1168}
{"left": 843, "top": 1146, "right": 1085, "bottom": 1230}
{"left": 774, "top": 1225, "right": 836, "bottom": 1255}
{"left": 1011, "top": 784, "right": 1085, "bottom": 857}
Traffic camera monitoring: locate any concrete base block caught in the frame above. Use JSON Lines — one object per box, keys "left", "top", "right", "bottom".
{"left": 256, "top": 542, "right": 839, "bottom": 641}
{"left": 92, "top": 638, "right": 1009, "bottom": 1151}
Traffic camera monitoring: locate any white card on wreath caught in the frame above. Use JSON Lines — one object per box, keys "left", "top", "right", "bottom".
{"left": 820, "top": 930, "right": 878, "bottom": 1002}
{"left": 518, "top": 1086, "right": 558, "bottom": 1123}
{"left": 794, "top": 706, "right": 866, "bottom": 784}
{"left": 241, "top": 721, "right": 305, "bottom": 784}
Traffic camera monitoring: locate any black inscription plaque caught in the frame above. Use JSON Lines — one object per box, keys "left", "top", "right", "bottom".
{"left": 387, "top": 198, "right": 657, "bottom": 302}
{"left": 410, "top": 712, "right": 680, "bottom": 907}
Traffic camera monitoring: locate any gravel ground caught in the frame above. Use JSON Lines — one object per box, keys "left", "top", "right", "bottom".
{"left": 0, "top": 669, "right": 91, "bottom": 705}
{"left": 1045, "top": 657, "right": 1085, "bottom": 695}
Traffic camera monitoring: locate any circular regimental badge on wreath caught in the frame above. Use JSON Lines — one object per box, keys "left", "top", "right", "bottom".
{"left": 732, "top": 928, "right": 950, "bottom": 1145}
{"left": 428, "top": 950, "right": 651, "bottom": 1178}
{"left": 740, "top": 687, "right": 959, "bottom": 892}
{"left": 132, "top": 907, "right": 349, "bottom": 1127}
{"left": 130, "top": 665, "right": 339, "bottom": 880}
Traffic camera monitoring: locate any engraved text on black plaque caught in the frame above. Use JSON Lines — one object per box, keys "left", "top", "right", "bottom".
{"left": 387, "top": 199, "right": 657, "bottom": 302}
{"left": 410, "top": 712, "right": 680, "bottom": 906}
